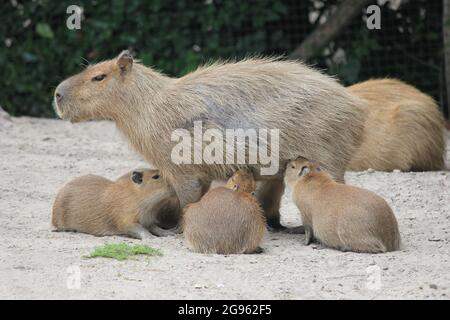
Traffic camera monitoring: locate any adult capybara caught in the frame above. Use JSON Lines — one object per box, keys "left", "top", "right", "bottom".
{"left": 183, "top": 170, "right": 265, "bottom": 254}
{"left": 52, "top": 169, "right": 180, "bottom": 239}
{"left": 348, "top": 79, "right": 446, "bottom": 171}
{"left": 54, "top": 51, "right": 366, "bottom": 229}
{"left": 285, "top": 157, "right": 401, "bottom": 253}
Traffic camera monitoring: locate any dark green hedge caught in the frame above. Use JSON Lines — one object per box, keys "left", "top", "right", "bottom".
{"left": 1, "top": 0, "right": 446, "bottom": 117}
{"left": 1, "top": 0, "right": 304, "bottom": 117}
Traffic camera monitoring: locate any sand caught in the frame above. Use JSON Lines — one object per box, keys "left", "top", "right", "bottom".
{"left": 0, "top": 111, "right": 449, "bottom": 299}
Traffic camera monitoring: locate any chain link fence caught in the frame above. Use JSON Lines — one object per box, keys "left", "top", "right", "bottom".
{"left": 1, "top": 0, "right": 448, "bottom": 118}
{"left": 206, "top": 0, "right": 447, "bottom": 118}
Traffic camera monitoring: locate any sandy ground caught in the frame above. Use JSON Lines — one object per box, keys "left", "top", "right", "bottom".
{"left": 0, "top": 109, "right": 449, "bottom": 300}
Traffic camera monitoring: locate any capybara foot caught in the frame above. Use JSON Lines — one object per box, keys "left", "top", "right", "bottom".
{"left": 266, "top": 218, "right": 287, "bottom": 232}
{"left": 170, "top": 224, "right": 183, "bottom": 234}
{"left": 244, "top": 246, "right": 264, "bottom": 254}
{"left": 304, "top": 226, "right": 313, "bottom": 245}
{"left": 284, "top": 225, "right": 306, "bottom": 234}
{"left": 252, "top": 247, "right": 264, "bottom": 254}
{"left": 148, "top": 225, "right": 175, "bottom": 237}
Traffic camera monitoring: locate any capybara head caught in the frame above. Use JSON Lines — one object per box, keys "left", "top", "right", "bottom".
{"left": 54, "top": 51, "right": 137, "bottom": 122}
{"left": 225, "top": 169, "right": 256, "bottom": 193}
{"left": 284, "top": 157, "right": 321, "bottom": 188}
{"left": 118, "top": 168, "right": 175, "bottom": 198}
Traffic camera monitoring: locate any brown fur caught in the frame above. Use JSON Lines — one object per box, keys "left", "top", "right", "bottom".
{"left": 51, "top": 169, "right": 180, "bottom": 239}
{"left": 253, "top": 179, "right": 286, "bottom": 229}
{"left": 224, "top": 168, "right": 256, "bottom": 193}
{"left": 285, "top": 158, "right": 401, "bottom": 253}
{"left": 54, "top": 52, "right": 367, "bottom": 228}
{"left": 182, "top": 170, "right": 266, "bottom": 254}
{"left": 348, "top": 79, "right": 446, "bottom": 171}
{"left": 209, "top": 178, "right": 285, "bottom": 229}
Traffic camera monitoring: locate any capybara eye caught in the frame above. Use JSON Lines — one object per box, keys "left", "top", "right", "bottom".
{"left": 316, "top": 166, "right": 321, "bottom": 171}
{"left": 152, "top": 174, "right": 160, "bottom": 180}
{"left": 92, "top": 74, "right": 106, "bottom": 82}
{"left": 291, "top": 165, "right": 295, "bottom": 169}
{"left": 131, "top": 171, "right": 143, "bottom": 184}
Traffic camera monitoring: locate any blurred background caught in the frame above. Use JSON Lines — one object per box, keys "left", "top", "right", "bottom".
{"left": 1, "top": 0, "right": 449, "bottom": 120}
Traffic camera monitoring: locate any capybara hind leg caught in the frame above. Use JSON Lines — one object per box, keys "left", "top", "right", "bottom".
{"left": 338, "top": 230, "right": 387, "bottom": 253}
{"left": 266, "top": 217, "right": 285, "bottom": 231}
{"left": 172, "top": 176, "right": 208, "bottom": 208}
{"left": 256, "top": 179, "right": 306, "bottom": 233}
{"left": 255, "top": 179, "right": 285, "bottom": 230}
{"left": 157, "top": 206, "right": 181, "bottom": 229}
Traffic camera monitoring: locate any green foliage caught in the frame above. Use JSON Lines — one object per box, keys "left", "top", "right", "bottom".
{"left": 35, "top": 23, "right": 55, "bottom": 39}
{"left": 0, "top": 0, "right": 445, "bottom": 117}
{"left": 1, "top": 0, "right": 298, "bottom": 117}
{"left": 88, "top": 243, "right": 162, "bottom": 261}
{"left": 316, "top": 0, "right": 444, "bottom": 114}
{"left": 328, "top": 28, "right": 382, "bottom": 84}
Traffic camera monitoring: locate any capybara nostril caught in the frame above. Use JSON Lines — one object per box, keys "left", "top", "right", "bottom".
{"left": 131, "top": 171, "right": 143, "bottom": 184}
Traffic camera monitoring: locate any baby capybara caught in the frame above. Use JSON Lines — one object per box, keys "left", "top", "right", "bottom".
{"left": 285, "top": 158, "right": 401, "bottom": 253}
{"left": 52, "top": 169, "right": 180, "bottom": 239}
{"left": 183, "top": 170, "right": 266, "bottom": 254}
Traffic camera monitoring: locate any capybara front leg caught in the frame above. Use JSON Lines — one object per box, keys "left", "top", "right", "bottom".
{"left": 171, "top": 176, "right": 208, "bottom": 208}
{"left": 128, "top": 225, "right": 153, "bottom": 239}
{"left": 255, "top": 179, "right": 286, "bottom": 231}
{"left": 304, "top": 225, "right": 313, "bottom": 245}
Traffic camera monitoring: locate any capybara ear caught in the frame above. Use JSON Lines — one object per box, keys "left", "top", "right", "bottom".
{"left": 117, "top": 50, "right": 133, "bottom": 73}
{"left": 132, "top": 171, "right": 143, "bottom": 184}
{"left": 299, "top": 166, "right": 310, "bottom": 177}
